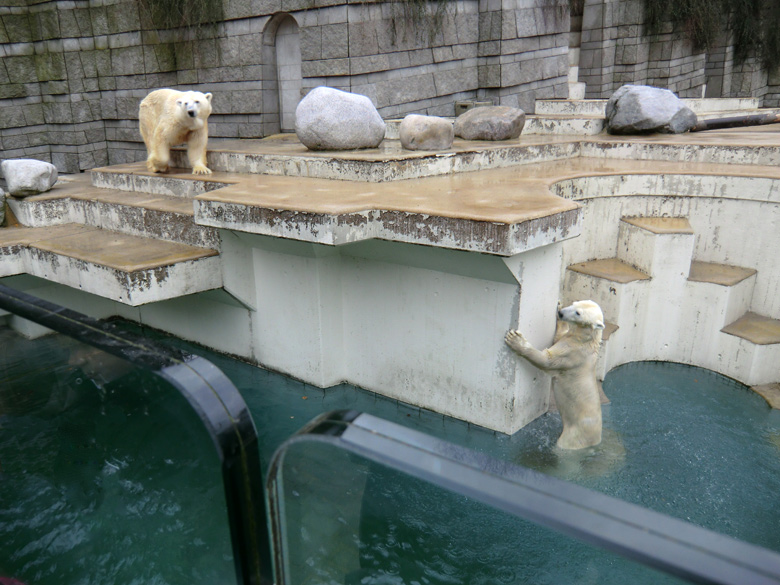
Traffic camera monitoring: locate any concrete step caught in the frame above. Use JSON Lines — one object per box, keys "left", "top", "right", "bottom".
{"left": 680, "top": 261, "right": 758, "bottom": 369}
{"left": 0, "top": 224, "right": 221, "bottom": 306}
{"left": 617, "top": 216, "right": 695, "bottom": 279}
{"left": 95, "top": 139, "right": 583, "bottom": 183}
{"left": 535, "top": 97, "right": 766, "bottom": 117}
{"left": 752, "top": 383, "right": 780, "bottom": 409}
{"left": 564, "top": 258, "right": 649, "bottom": 324}
{"left": 7, "top": 174, "right": 220, "bottom": 250}
{"left": 91, "top": 163, "right": 233, "bottom": 197}
{"left": 687, "top": 261, "right": 756, "bottom": 325}
{"left": 718, "top": 313, "right": 780, "bottom": 386}
{"left": 524, "top": 112, "right": 603, "bottom": 135}
{"left": 722, "top": 312, "right": 780, "bottom": 345}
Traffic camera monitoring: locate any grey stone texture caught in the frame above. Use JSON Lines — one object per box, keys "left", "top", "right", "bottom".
{"left": 454, "top": 105, "right": 526, "bottom": 141}
{"left": 1, "top": 159, "right": 59, "bottom": 197}
{"left": 295, "top": 86, "right": 386, "bottom": 150}
{"left": 576, "top": 0, "right": 775, "bottom": 101}
{"left": 605, "top": 85, "right": 697, "bottom": 134}
{"left": 399, "top": 114, "right": 454, "bottom": 151}
{"left": 1, "top": 0, "right": 776, "bottom": 171}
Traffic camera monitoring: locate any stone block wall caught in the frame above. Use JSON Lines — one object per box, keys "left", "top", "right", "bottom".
{"left": 0, "top": 0, "right": 273, "bottom": 172}
{"left": 2, "top": 0, "right": 777, "bottom": 174}
{"left": 579, "top": 0, "right": 706, "bottom": 98}
{"left": 1, "top": 0, "right": 570, "bottom": 173}
{"left": 577, "top": 0, "right": 773, "bottom": 101}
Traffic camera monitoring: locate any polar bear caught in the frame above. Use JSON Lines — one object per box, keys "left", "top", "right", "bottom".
{"left": 139, "top": 89, "right": 213, "bottom": 175}
{"left": 505, "top": 300, "right": 605, "bottom": 450}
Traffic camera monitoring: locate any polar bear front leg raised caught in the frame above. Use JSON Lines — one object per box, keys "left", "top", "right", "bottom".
{"left": 187, "top": 126, "right": 211, "bottom": 175}
{"left": 505, "top": 330, "right": 557, "bottom": 370}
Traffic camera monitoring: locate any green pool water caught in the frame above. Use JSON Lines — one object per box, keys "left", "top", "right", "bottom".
{"left": 1, "top": 324, "right": 779, "bottom": 584}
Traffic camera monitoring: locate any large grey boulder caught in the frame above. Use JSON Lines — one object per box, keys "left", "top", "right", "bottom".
{"left": 606, "top": 85, "right": 697, "bottom": 135}
{"left": 1, "top": 159, "right": 58, "bottom": 197}
{"left": 399, "top": 114, "right": 454, "bottom": 151}
{"left": 295, "top": 87, "right": 386, "bottom": 150}
{"left": 454, "top": 106, "right": 525, "bottom": 141}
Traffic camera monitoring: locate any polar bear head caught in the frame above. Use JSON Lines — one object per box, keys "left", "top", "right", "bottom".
{"left": 175, "top": 91, "right": 212, "bottom": 122}
{"left": 558, "top": 300, "right": 605, "bottom": 330}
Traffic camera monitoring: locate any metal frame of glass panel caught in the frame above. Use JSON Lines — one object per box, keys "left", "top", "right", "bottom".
{"left": 268, "top": 410, "right": 780, "bottom": 585}
{"left": 0, "top": 283, "right": 272, "bottom": 585}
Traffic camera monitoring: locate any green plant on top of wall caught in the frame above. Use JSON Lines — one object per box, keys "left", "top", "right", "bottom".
{"left": 643, "top": 0, "right": 780, "bottom": 71}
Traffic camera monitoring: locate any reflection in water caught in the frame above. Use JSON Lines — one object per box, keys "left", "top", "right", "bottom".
{"left": 515, "top": 426, "right": 626, "bottom": 480}
{"left": 0, "top": 329, "right": 235, "bottom": 585}
{"left": 2, "top": 323, "right": 780, "bottom": 585}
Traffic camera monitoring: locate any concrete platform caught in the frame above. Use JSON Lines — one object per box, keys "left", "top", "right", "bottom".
{"left": 0, "top": 224, "right": 221, "bottom": 306}
{"left": 567, "top": 258, "right": 650, "bottom": 283}
{"left": 752, "top": 383, "right": 780, "bottom": 409}
{"left": 722, "top": 313, "right": 780, "bottom": 345}
{"left": 688, "top": 261, "right": 757, "bottom": 286}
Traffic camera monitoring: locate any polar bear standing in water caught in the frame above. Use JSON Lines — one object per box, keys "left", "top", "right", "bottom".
{"left": 505, "top": 300, "right": 605, "bottom": 450}
{"left": 139, "top": 89, "right": 213, "bottom": 175}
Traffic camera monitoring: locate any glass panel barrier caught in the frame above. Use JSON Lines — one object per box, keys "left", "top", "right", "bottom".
{"left": 268, "top": 411, "right": 780, "bottom": 585}
{"left": 0, "top": 284, "right": 271, "bottom": 585}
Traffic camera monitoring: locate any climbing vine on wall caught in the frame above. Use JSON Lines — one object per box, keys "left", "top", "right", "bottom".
{"left": 643, "top": 0, "right": 780, "bottom": 71}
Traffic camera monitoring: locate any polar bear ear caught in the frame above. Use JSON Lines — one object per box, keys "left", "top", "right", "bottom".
{"left": 204, "top": 93, "right": 213, "bottom": 103}
{"left": 593, "top": 320, "right": 605, "bottom": 330}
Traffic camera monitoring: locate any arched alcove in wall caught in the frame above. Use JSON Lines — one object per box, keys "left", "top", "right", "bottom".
{"left": 262, "top": 13, "right": 302, "bottom": 134}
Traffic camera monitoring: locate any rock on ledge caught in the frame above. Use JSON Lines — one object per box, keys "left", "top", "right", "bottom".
{"left": 1, "top": 159, "right": 58, "bottom": 198}
{"left": 606, "top": 85, "right": 697, "bottom": 135}
{"left": 295, "top": 87, "right": 386, "bottom": 151}
{"left": 454, "top": 106, "right": 526, "bottom": 141}
{"left": 399, "top": 114, "right": 454, "bottom": 151}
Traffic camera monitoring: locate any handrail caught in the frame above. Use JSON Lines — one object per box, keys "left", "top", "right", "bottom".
{"left": 0, "top": 283, "right": 272, "bottom": 585}
{"left": 268, "top": 410, "right": 780, "bottom": 585}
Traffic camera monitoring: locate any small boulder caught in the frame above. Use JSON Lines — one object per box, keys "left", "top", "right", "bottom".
{"left": 399, "top": 114, "right": 454, "bottom": 151}
{"left": 454, "top": 106, "right": 525, "bottom": 141}
{"left": 295, "top": 87, "right": 386, "bottom": 151}
{"left": 606, "top": 85, "right": 697, "bottom": 135}
{"left": 1, "top": 159, "right": 58, "bottom": 197}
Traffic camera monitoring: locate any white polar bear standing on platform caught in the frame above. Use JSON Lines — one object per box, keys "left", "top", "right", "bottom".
{"left": 505, "top": 300, "right": 605, "bottom": 450}
{"left": 139, "top": 89, "right": 213, "bottom": 175}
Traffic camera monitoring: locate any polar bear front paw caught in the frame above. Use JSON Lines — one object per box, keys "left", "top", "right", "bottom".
{"left": 192, "top": 164, "right": 212, "bottom": 175}
{"left": 147, "top": 158, "right": 169, "bottom": 174}
{"left": 505, "top": 330, "right": 532, "bottom": 354}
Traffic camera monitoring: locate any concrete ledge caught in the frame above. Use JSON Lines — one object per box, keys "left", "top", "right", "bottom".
{"left": 688, "top": 261, "right": 757, "bottom": 286}
{"left": 621, "top": 216, "right": 694, "bottom": 234}
{"left": 752, "top": 383, "right": 780, "bottom": 409}
{"left": 7, "top": 175, "right": 220, "bottom": 249}
{"left": 170, "top": 136, "right": 581, "bottom": 182}
{"left": 722, "top": 312, "right": 780, "bottom": 345}
{"left": 0, "top": 225, "right": 221, "bottom": 306}
{"left": 193, "top": 166, "right": 582, "bottom": 256}
{"left": 567, "top": 258, "right": 650, "bottom": 283}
